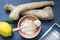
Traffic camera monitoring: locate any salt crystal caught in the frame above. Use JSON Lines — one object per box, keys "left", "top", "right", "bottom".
{"left": 34, "top": 20, "right": 41, "bottom": 27}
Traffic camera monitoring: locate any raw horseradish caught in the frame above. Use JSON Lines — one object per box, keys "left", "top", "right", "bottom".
{"left": 20, "top": 19, "right": 41, "bottom": 35}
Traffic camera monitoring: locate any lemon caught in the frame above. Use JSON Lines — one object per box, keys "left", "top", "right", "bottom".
{"left": 0, "top": 22, "right": 12, "bottom": 37}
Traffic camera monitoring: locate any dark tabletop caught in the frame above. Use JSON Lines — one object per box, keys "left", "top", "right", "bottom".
{"left": 0, "top": 0, "right": 60, "bottom": 40}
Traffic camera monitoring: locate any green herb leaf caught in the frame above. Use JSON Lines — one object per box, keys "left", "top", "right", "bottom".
{"left": 4, "top": 20, "right": 14, "bottom": 24}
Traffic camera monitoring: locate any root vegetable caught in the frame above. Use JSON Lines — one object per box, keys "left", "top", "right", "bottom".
{"left": 4, "top": 1, "right": 54, "bottom": 20}
{"left": 22, "top": 6, "right": 54, "bottom": 20}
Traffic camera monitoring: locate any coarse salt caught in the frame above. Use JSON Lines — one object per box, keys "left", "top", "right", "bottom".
{"left": 21, "top": 19, "right": 36, "bottom": 35}
{"left": 34, "top": 20, "right": 41, "bottom": 27}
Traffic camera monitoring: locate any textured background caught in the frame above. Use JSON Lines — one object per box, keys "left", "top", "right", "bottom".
{"left": 0, "top": 0, "right": 60, "bottom": 40}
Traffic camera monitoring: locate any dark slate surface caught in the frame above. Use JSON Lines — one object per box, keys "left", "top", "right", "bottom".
{"left": 0, "top": 0, "right": 60, "bottom": 40}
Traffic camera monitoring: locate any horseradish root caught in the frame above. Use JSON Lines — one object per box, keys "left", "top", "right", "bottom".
{"left": 4, "top": 1, "right": 54, "bottom": 20}
{"left": 22, "top": 6, "right": 54, "bottom": 20}
{"left": 4, "top": 6, "right": 54, "bottom": 20}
